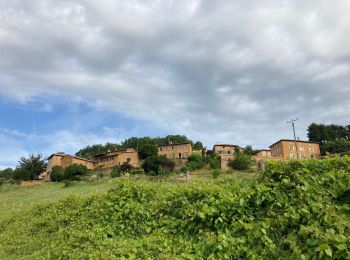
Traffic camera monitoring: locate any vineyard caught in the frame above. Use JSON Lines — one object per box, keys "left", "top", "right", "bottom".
{"left": 0, "top": 157, "right": 350, "bottom": 259}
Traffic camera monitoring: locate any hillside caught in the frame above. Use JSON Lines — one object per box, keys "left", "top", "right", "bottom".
{"left": 0, "top": 158, "right": 350, "bottom": 258}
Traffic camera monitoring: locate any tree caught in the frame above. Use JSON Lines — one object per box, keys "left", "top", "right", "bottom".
{"left": 138, "top": 144, "right": 158, "bottom": 159}
{"left": 13, "top": 154, "right": 46, "bottom": 180}
{"left": 142, "top": 155, "right": 175, "bottom": 175}
{"left": 186, "top": 154, "right": 204, "bottom": 170}
{"left": 50, "top": 166, "right": 65, "bottom": 182}
{"left": 321, "top": 138, "right": 350, "bottom": 155}
{"left": 307, "top": 123, "right": 350, "bottom": 155}
{"left": 0, "top": 168, "right": 14, "bottom": 180}
{"left": 193, "top": 141, "right": 203, "bottom": 150}
{"left": 228, "top": 152, "right": 252, "bottom": 171}
{"left": 243, "top": 145, "right": 258, "bottom": 156}
{"left": 63, "top": 164, "right": 89, "bottom": 181}
{"left": 207, "top": 153, "right": 220, "bottom": 169}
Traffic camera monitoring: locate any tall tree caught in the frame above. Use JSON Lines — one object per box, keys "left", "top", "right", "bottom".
{"left": 13, "top": 154, "right": 46, "bottom": 180}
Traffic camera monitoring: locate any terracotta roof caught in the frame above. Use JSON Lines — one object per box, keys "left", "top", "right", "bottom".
{"left": 269, "top": 139, "right": 320, "bottom": 148}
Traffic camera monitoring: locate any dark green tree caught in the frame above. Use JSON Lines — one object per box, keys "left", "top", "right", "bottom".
{"left": 50, "top": 166, "right": 65, "bottom": 182}
{"left": 0, "top": 168, "right": 14, "bottom": 180}
{"left": 138, "top": 144, "right": 158, "bottom": 159}
{"left": 186, "top": 154, "right": 204, "bottom": 170}
{"left": 13, "top": 154, "right": 46, "bottom": 180}
{"left": 228, "top": 152, "right": 252, "bottom": 171}
{"left": 142, "top": 155, "right": 175, "bottom": 175}
{"left": 193, "top": 141, "right": 204, "bottom": 150}
{"left": 63, "top": 164, "right": 89, "bottom": 181}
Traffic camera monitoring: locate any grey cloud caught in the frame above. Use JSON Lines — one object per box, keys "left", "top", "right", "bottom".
{"left": 0, "top": 0, "right": 350, "bottom": 148}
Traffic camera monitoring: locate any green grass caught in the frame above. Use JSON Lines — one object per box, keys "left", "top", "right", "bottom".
{"left": 0, "top": 178, "right": 114, "bottom": 222}
{"left": 0, "top": 169, "right": 258, "bottom": 222}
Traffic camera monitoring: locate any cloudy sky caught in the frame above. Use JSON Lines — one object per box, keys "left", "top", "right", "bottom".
{"left": 1, "top": 0, "right": 349, "bottom": 168}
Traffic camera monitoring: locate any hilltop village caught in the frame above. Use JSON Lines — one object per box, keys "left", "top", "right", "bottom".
{"left": 43, "top": 139, "right": 321, "bottom": 179}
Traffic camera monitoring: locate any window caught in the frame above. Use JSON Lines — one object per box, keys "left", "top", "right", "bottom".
{"left": 159, "top": 148, "right": 163, "bottom": 151}
{"left": 126, "top": 158, "right": 131, "bottom": 162}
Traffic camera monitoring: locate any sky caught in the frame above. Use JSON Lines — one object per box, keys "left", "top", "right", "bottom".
{"left": 0, "top": 0, "right": 350, "bottom": 168}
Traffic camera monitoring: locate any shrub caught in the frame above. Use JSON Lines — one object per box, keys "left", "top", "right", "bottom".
{"left": 119, "top": 162, "right": 134, "bottom": 173}
{"left": 142, "top": 155, "right": 175, "bottom": 175}
{"left": 208, "top": 153, "right": 220, "bottom": 169}
{"left": 63, "top": 164, "right": 89, "bottom": 181}
{"left": 228, "top": 152, "right": 252, "bottom": 170}
{"left": 131, "top": 167, "right": 144, "bottom": 175}
{"left": 50, "top": 166, "right": 65, "bottom": 182}
{"left": 186, "top": 154, "right": 204, "bottom": 170}
{"left": 180, "top": 166, "right": 188, "bottom": 174}
{"left": 211, "top": 169, "right": 221, "bottom": 178}
{"left": 111, "top": 165, "right": 121, "bottom": 178}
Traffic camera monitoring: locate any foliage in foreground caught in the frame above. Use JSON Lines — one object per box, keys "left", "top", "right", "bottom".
{"left": 0, "top": 157, "right": 350, "bottom": 259}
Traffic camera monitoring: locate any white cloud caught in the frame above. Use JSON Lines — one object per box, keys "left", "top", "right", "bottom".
{"left": 0, "top": 0, "right": 349, "bottom": 149}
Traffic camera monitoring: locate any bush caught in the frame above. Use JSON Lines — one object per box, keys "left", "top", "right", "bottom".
{"left": 142, "top": 155, "right": 175, "bottom": 175}
{"left": 111, "top": 165, "right": 121, "bottom": 178}
{"left": 50, "top": 166, "right": 65, "bottom": 182}
{"left": 131, "top": 167, "right": 144, "bottom": 175}
{"left": 63, "top": 164, "right": 89, "bottom": 181}
{"left": 228, "top": 152, "right": 252, "bottom": 170}
{"left": 180, "top": 166, "right": 188, "bottom": 174}
{"left": 211, "top": 169, "right": 221, "bottom": 178}
{"left": 186, "top": 154, "right": 204, "bottom": 170}
{"left": 119, "top": 162, "right": 134, "bottom": 173}
{"left": 208, "top": 153, "right": 220, "bottom": 169}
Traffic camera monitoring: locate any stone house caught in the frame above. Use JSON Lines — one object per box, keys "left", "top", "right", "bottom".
{"left": 269, "top": 139, "right": 321, "bottom": 159}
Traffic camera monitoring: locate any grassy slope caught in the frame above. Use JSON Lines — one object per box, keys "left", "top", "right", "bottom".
{"left": 0, "top": 178, "right": 114, "bottom": 222}
{"left": 0, "top": 170, "right": 257, "bottom": 222}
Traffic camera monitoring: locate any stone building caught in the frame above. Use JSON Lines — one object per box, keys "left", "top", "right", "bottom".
{"left": 92, "top": 148, "right": 139, "bottom": 169}
{"left": 212, "top": 144, "right": 244, "bottom": 170}
{"left": 269, "top": 139, "right": 320, "bottom": 159}
{"left": 157, "top": 142, "right": 192, "bottom": 160}
{"left": 45, "top": 148, "right": 140, "bottom": 177}
{"left": 213, "top": 144, "right": 244, "bottom": 155}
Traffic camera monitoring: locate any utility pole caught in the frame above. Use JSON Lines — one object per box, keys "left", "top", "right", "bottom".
{"left": 287, "top": 118, "right": 299, "bottom": 159}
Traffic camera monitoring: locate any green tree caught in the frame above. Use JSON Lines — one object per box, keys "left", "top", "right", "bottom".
{"left": 208, "top": 153, "right": 220, "bottom": 169}
{"left": 50, "top": 166, "right": 65, "bottom": 182}
{"left": 13, "top": 154, "right": 46, "bottom": 180}
{"left": 243, "top": 145, "right": 258, "bottom": 156}
{"left": 142, "top": 155, "right": 175, "bottom": 175}
{"left": 138, "top": 144, "right": 158, "bottom": 159}
{"left": 193, "top": 141, "right": 203, "bottom": 150}
{"left": 0, "top": 168, "right": 14, "bottom": 180}
{"left": 228, "top": 152, "right": 252, "bottom": 171}
{"left": 63, "top": 164, "right": 89, "bottom": 181}
{"left": 321, "top": 138, "right": 350, "bottom": 155}
{"left": 186, "top": 154, "right": 204, "bottom": 170}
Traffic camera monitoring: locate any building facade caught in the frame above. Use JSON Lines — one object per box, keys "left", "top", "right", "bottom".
{"left": 269, "top": 139, "right": 320, "bottom": 159}
{"left": 45, "top": 148, "right": 140, "bottom": 177}
{"left": 213, "top": 144, "right": 244, "bottom": 155}
{"left": 92, "top": 148, "right": 139, "bottom": 168}
{"left": 157, "top": 142, "right": 192, "bottom": 159}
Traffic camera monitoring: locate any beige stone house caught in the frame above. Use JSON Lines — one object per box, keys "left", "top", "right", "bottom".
{"left": 213, "top": 144, "right": 244, "bottom": 155}
{"left": 92, "top": 148, "right": 139, "bottom": 169}
{"left": 269, "top": 139, "right": 320, "bottom": 159}
{"left": 157, "top": 142, "right": 192, "bottom": 160}
{"left": 213, "top": 144, "right": 245, "bottom": 170}
{"left": 45, "top": 148, "right": 140, "bottom": 177}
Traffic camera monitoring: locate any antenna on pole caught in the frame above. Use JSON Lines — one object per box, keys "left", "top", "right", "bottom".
{"left": 287, "top": 118, "right": 299, "bottom": 159}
